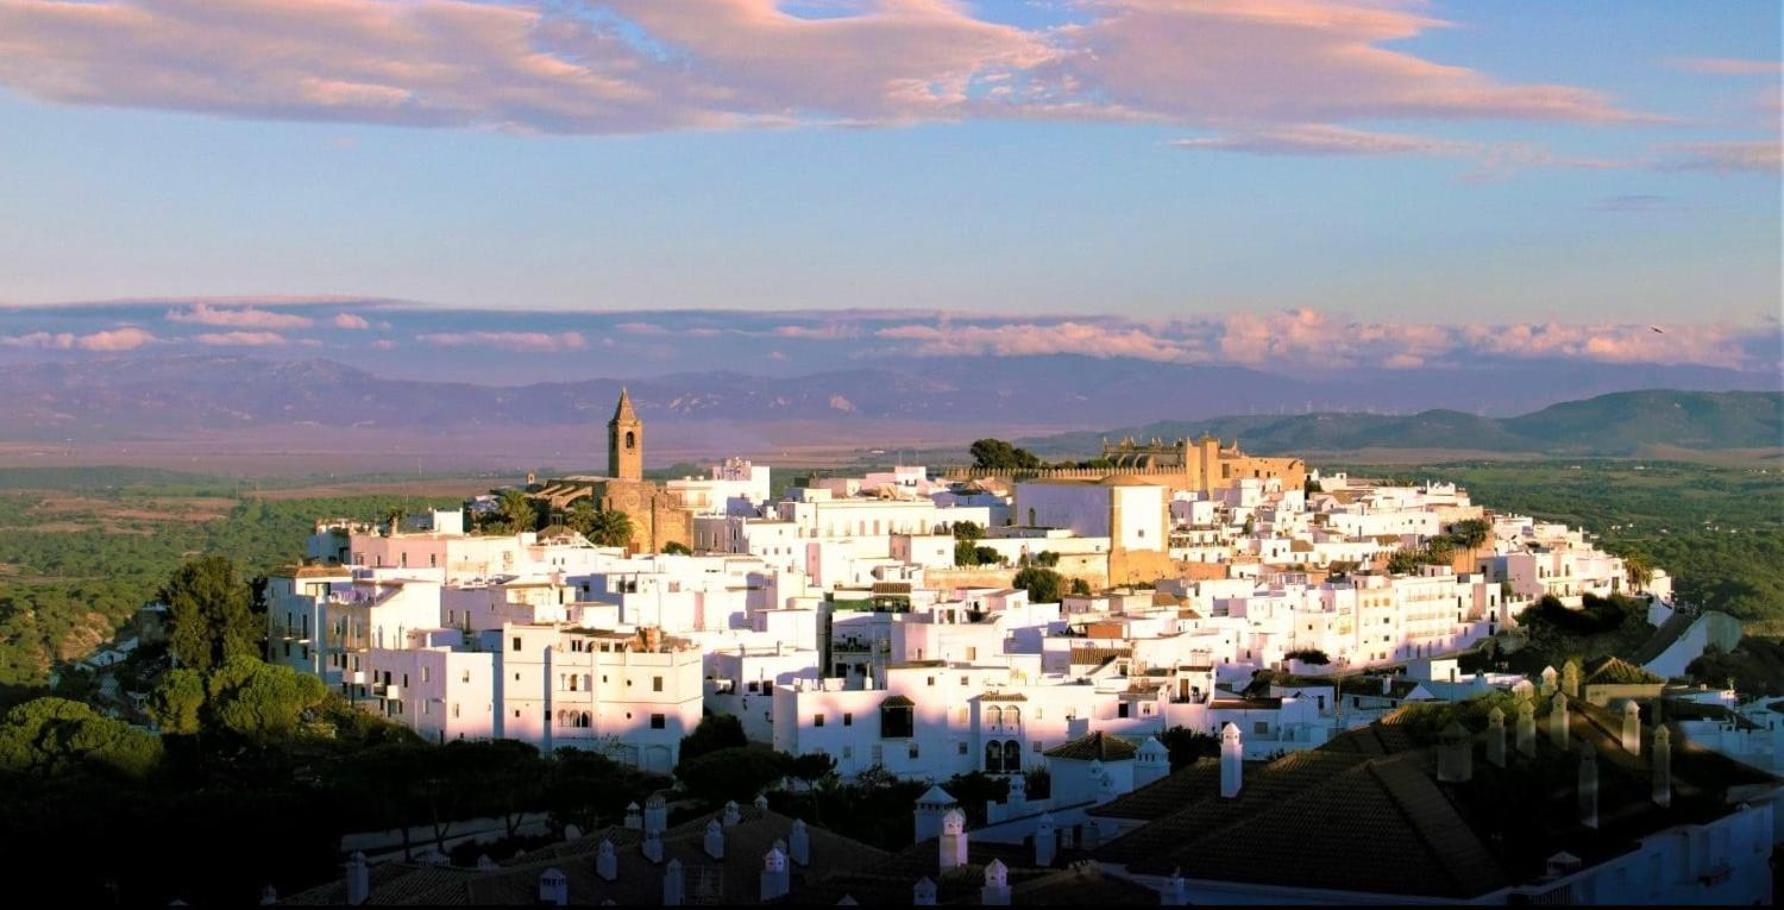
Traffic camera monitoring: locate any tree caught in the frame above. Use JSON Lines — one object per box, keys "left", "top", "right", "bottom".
{"left": 1012, "top": 566, "right": 1064, "bottom": 604}
{"left": 585, "top": 509, "right": 634, "bottom": 548}
{"left": 1622, "top": 552, "right": 1655, "bottom": 591}
{"left": 675, "top": 746, "right": 790, "bottom": 806}
{"left": 1422, "top": 536, "right": 1456, "bottom": 565}
{"left": 1158, "top": 726, "right": 1221, "bottom": 771}
{"left": 679, "top": 713, "right": 747, "bottom": 763}
{"left": 661, "top": 541, "right": 692, "bottom": 556}
{"left": 1033, "top": 551, "right": 1060, "bottom": 568}
{"left": 0, "top": 697, "right": 162, "bottom": 778}
{"left": 162, "top": 556, "right": 259, "bottom": 673}
{"left": 1448, "top": 518, "right": 1490, "bottom": 551}
{"left": 498, "top": 489, "right": 539, "bottom": 533}
{"left": 147, "top": 667, "right": 206, "bottom": 735}
{"left": 1069, "top": 578, "right": 1092, "bottom": 596}
{"left": 951, "top": 521, "right": 984, "bottom": 541}
{"left": 788, "top": 752, "right": 838, "bottom": 791}
{"left": 1386, "top": 548, "right": 1421, "bottom": 575}
{"left": 1284, "top": 648, "right": 1330, "bottom": 665}
{"left": 969, "top": 438, "right": 1041, "bottom": 471}
{"left": 205, "top": 656, "right": 328, "bottom": 740}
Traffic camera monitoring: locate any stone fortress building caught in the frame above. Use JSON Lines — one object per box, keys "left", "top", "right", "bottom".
{"left": 527, "top": 389, "right": 693, "bottom": 553}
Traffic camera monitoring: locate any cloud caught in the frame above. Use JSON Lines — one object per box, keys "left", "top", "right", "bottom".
{"left": 1657, "top": 141, "right": 1783, "bottom": 175}
{"left": 1588, "top": 194, "right": 1680, "bottom": 213}
{"left": 192, "top": 331, "right": 290, "bottom": 346}
{"left": 167, "top": 303, "right": 313, "bottom": 329}
{"left": 1667, "top": 58, "right": 1784, "bottom": 76}
{"left": 332, "top": 312, "right": 372, "bottom": 329}
{"left": 1, "top": 326, "right": 157, "bottom": 351}
{"left": 0, "top": 0, "right": 1650, "bottom": 137}
{"left": 876, "top": 321, "right": 1191, "bottom": 362}
{"left": 615, "top": 322, "right": 671, "bottom": 335}
{"left": 773, "top": 323, "right": 861, "bottom": 340}
{"left": 416, "top": 330, "right": 587, "bottom": 351}
{"left": 1172, "top": 124, "right": 1474, "bottom": 157}
{"left": 869, "top": 309, "right": 1774, "bottom": 372}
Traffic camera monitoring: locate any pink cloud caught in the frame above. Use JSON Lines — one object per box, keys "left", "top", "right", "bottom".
{"left": 333, "top": 312, "right": 372, "bottom": 329}
{"left": 193, "top": 331, "right": 289, "bottom": 346}
{"left": 615, "top": 322, "right": 671, "bottom": 335}
{"left": 773, "top": 323, "right": 860, "bottom": 340}
{"left": 1, "top": 326, "right": 157, "bottom": 351}
{"left": 416, "top": 330, "right": 587, "bottom": 351}
{"left": 0, "top": 0, "right": 1651, "bottom": 138}
{"left": 1172, "top": 124, "right": 1474, "bottom": 157}
{"left": 877, "top": 321, "right": 1189, "bottom": 362}
{"left": 167, "top": 303, "right": 313, "bottom": 329}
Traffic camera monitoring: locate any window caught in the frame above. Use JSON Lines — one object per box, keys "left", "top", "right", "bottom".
{"left": 814, "top": 713, "right": 826, "bottom": 727}
{"left": 652, "top": 676, "right": 663, "bottom": 692}
{"left": 650, "top": 713, "right": 666, "bottom": 729}
{"left": 1254, "top": 721, "right": 1268, "bottom": 735}
{"left": 843, "top": 712, "right": 854, "bottom": 727}
{"left": 957, "top": 742, "right": 969, "bottom": 756}
{"left": 880, "top": 701, "right": 915, "bottom": 739}
{"left": 1118, "top": 702, "right": 1130, "bottom": 718}
{"left": 512, "top": 636, "right": 522, "bottom": 651}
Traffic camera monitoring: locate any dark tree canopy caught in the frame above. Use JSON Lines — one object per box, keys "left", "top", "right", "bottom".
{"left": 969, "top": 438, "right": 1041, "bottom": 471}
{"left": 1012, "top": 566, "right": 1065, "bottom": 604}
{"left": 679, "top": 713, "right": 748, "bottom": 763}
{"left": 161, "top": 556, "right": 259, "bottom": 673}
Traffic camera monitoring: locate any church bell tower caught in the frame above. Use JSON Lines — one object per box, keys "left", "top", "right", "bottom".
{"left": 608, "top": 388, "right": 643, "bottom": 482}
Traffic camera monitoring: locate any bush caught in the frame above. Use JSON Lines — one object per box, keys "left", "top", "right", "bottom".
{"left": 1284, "top": 648, "right": 1330, "bottom": 665}
{"left": 1012, "top": 566, "right": 1064, "bottom": 604}
{"left": 679, "top": 714, "right": 747, "bottom": 763}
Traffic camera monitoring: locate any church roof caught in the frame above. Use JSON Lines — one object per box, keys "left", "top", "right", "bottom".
{"left": 610, "top": 387, "right": 639, "bottom": 425}
{"left": 1044, "top": 731, "right": 1138, "bottom": 762}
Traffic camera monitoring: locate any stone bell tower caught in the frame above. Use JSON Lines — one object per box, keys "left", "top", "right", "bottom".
{"left": 608, "top": 388, "right": 643, "bottom": 482}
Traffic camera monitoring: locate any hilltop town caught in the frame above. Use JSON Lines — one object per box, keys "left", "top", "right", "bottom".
{"left": 243, "top": 391, "right": 1782, "bottom": 905}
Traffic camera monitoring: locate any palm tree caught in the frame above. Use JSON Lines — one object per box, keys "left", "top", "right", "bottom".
{"left": 586, "top": 509, "right": 634, "bottom": 548}
{"left": 498, "top": 489, "right": 537, "bottom": 533}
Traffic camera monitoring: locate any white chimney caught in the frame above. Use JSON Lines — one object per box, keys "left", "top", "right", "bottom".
{"left": 980, "top": 859, "right": 1011, "bottom": 906}
{"left": 1034, "top": 813, "right": 1057, "bottom": 867}
{"left": 596, "top": 839, "right": 618, "bottom": 882}
{"left": 1577, "top": 742, "right": 1598, "bottom": 829}
{"left": 538, "top": 868, "right": 568, "bottom": 907}
{"left": 1550, "top": 692, "right": 1570, "bottom": 750}
{"left": 939, "top": 808, "right": 969, "bottom": 871}
{"left": 1135, "top": 736, "right": 1171, "bottom": 788}
{"left": 1562, "top": 660, "right": 1580, "bottom": 699}
{"left": 789, "top": 818, "right": 811, "bottom": 866}
{"left": 1164, "top": 868, "right": 1189, "bottom": 906}
{"left": 753, "top": 793, "right": 770, "bottom": 811}
{"left": 563, "top": 823, "right": 583, "bottom": 843}
{"left": 642, "top": 829, "right": 664, "bottom": 864}
{"left": 913, "top": 786, "right": 958, "bottom": 844}
{"left": 1621, "top": 700, "right": 1641, "bottom": 753}
{"left": 1652, "top": 725, "right": 1672, "bottom": 808}
{"left": 344, "top": 852, "right": 370, "bottom": 907}
{"left": 662, "top": 859, "right": 684, "bottom": 906}
{"left": 1437, "top": 722, "right": 1472, "bottom": 783}
{"left": 723, "top": 800, "right": 741, "bottom": 826}
{"left": 644, "top": 794, "right": 669, "bottom": 836}
{"left": 1540, "top": 666, "right": 1557, "bottom": 695}
{"left": 704, "top": 819, "right": 726, "bottom": 860}
{"left": 1516, "top": 699, "right": 1537, "bottom": 757}
{"left": 759, "top": 847, "right": 791, "bottom": 901}
{"left": 1220, "top": 722, "right": 1244, "bottom": 798}
{"left": 1486, "top": 706, "right": 1506, "bottom": 768}
{"left": 624, "top": 802, "right": 643, "bottom": 830}
{"left": 913, "top": 877, "right": 937, "bottom": 906}
{"left": 1007, "top": 772, "right": 1027, "bottom": 811}
{"left": 258, "top": 885, "right": 278, "bottom": 906}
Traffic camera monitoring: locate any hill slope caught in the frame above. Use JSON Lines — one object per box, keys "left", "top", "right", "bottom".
{"left": 1021, "top": 390, "right": 1783, "bottom": 458}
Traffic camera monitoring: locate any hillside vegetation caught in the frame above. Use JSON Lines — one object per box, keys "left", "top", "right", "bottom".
{"left": 1023, "top": 390, "right": 1781, "bottom": 459}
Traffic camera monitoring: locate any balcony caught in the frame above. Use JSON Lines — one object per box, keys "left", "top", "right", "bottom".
{"left": 373, "top": 682, "right": 402, "bottom": 700}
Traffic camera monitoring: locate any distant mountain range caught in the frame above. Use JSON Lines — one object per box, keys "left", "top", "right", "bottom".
{"left": 1019, "top": 390, "right": 1784, "bottom": 459}
{"left": 0, "top": 355, "right": 1776, "bottom": 455}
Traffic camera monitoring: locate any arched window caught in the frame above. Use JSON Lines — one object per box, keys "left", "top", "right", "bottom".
{"left": 625, "top": 431, "right": 636, "bottom": 449}
{"left": 1002, "top": 740, "right": 1022, "bottom": 772}
{"left": 1028, "top": 508, "right": 1037, "bottom": 527}
{"left": 1006, "top": 706, "right": 1020, "bottom": 726}
{"left": 985, "top": 741, "right": 1003, "bottom": 774}
{"left": 986, "top": 705, "right": 1003, "bottom": 727}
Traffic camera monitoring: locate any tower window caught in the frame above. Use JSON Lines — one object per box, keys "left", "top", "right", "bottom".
{"left": 625, "top": 431, "right": 636, "bottom": 449}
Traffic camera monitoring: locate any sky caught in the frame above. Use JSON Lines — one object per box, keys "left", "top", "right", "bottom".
{"left": 0, "top": 1, "right": 1779, "bottom": 360}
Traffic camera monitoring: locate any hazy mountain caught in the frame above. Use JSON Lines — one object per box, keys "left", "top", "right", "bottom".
{"left": 0, "top": 355, "right": 1774, "bottom": 449}
{"left": 1020, "top": 390, "right": 1784, "bottom": 458}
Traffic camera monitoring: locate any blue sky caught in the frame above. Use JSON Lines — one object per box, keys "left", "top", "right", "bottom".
{"left": 0, "top": 0, "right": 1777, "bottom": 332}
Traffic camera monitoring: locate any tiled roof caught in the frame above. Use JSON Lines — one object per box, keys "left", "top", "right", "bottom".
{"left": 1043, "top": 731, "right": 1139, "bottom": 762}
